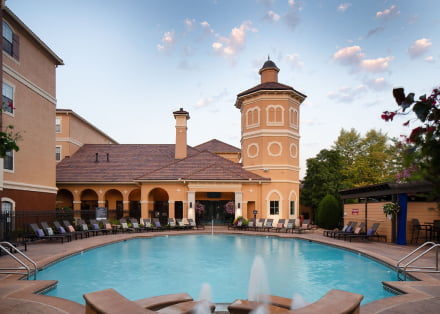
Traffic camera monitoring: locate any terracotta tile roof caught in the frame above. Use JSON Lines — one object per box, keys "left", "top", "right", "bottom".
{"left": 136, "top": 150, "right": 269, "bottom": 181}
{"left": 194, "top": 139, "right": 240, "bottom": 153}
{"left": 236, "top": 82, "right": 306, "bottom": 98}
{"left": 56, "top": 144, "right": 199, "bottom": 182}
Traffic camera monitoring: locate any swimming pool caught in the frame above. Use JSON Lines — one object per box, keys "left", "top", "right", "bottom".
{"left": 38, "top": 235, "right": 397, "bottom": 305}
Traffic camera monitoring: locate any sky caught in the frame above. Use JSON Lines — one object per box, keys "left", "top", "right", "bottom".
{"left": 8, "top": 0, "right": 439, "bottom": 178}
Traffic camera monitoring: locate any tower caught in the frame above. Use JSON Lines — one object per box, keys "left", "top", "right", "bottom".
{"left": 235, "top": 59, "right": 306, "bottom": 220}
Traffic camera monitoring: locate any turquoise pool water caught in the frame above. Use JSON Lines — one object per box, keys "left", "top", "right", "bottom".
{"left": 38, "top": 235, "right": 396, "bottom": 305}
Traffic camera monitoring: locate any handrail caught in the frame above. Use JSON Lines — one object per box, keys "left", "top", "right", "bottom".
{"left": 0, "top": 242, "right": 37, "bottom": 279}
{"left": 396, "top": 241, "right": 440, "bottom": 280}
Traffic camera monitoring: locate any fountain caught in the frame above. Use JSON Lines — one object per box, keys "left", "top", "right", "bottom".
{"left": 290, "top": 293, "right": 310, "bottom": 310}
{"left": 247, "top": 255, "right": 269, "bottom": 304}
{"left": 194, "top": 283, "right": 213, "bottom": 314}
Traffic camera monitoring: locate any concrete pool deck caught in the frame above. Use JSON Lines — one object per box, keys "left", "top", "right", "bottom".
{"left": 0, "top": 227, "right": 439, "bottom": 313}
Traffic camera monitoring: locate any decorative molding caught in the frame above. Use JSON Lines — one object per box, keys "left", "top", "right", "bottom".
{"left": 3, "top": 180, "right": 58, "bottom": 194}
{"left": 56, "top": 137, "right": 83, "bottom": 147}
{"left": 267, "top": 141, "right": 283, "bottom": 157}
{"left": 289, "top": 143, "right": 298, "bottom": 159}
{"left": 2, "top": 63, "right": 57, "bottom": 104}
{"left": 242, "top": 129, "right": 300, "bottom": 141}
{"left": 247, "top": 143, "right": 259, "bottom": 159}
{"left": 270, "top": 180, "right": 301, "bottom": 184}
{"left": 243, "top": 164, "right": 300, "bottom": 171}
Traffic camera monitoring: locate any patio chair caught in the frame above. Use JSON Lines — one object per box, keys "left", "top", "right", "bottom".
{"left": 345, "top": 223, "right": 386, "bottom": 242}
{"left": 410, "top": 218, "right": 431, "bottom": 244}
{"left": 63, "top": 220, "right": 91, "bottom": 238}
{"left": 176, "top": 219, "right": 190, "bottom": 230}
{"left": 187, "top": 218, "right": 204, "bottom": 230}
{"left": 120, "top": 218, "right": 135, "bottom": 232}
{"left": 54, "top": 220, "right": 82, "bottom": 240}
{"left": 41, "top": 221, "right": 72, "bottom": 242}
{"left": 254, "top": 218, "right": 266, "bottom": 231}
{"left": 142, "top": 219, "right": 159, "bottom": 232}
{"left": 77, "top": 219, "right": 99, "bottom": 236}
{"left": 271, "top": 219, "right": 285, "bottom": 232}
{"left": 330, "top": 222, "right": 358, "bottom": 238}
{"left": 90, "top": 219, "right": 109, "bottom": 235}
{"left": 323, "top": 221, "right": 353, "bottom": 237}
{"left": 245, "top": 219, "right": 255, "bottom": 231}
{"left": 283, "top": 219, "right": 296, "bottom": 233}
{"left": 129, "top": 218, "right": 143, "bottom": 232}
{"left": 101, "top": 219, "right": 119, "bottom": 234}
{"left": 168, "top": 218, "right": 180, "bottom": 230}
{"left": 336, "top": 222, "right": 365, "bottom": 240}
{"left": 152, "top": 218, "right": 165, "bottom": 231}
{"left": 262, "top": 219, "right": 274, "bottom": 232}
{"left": 28, "top": 223, "right": 66, "bottom": 243}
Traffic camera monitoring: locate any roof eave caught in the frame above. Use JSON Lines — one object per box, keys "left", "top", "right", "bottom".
{"left": 235, "top": 89, "right": 307, "bottom": 109}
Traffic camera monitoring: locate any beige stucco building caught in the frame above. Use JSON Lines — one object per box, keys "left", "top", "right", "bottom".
{"left": 0, "top": 4, "right": 63, "bottom": 211}
{"left": 56, "top": 60, "right": 306, "bottom": 224}
{"left": 55, "top": 109, "right": 118, "bottom": 162}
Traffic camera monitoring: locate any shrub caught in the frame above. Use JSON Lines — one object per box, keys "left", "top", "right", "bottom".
{"left": 317, "top": 194, "right": 341, "bottom": 229}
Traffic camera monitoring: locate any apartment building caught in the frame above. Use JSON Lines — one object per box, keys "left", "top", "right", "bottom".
{"left": 1, "top": 4, "right": 63, "bottom": 211}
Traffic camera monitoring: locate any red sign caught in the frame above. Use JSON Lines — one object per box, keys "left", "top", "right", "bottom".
{"left": 352, "top": 209, "right": 359, "bottom": 215}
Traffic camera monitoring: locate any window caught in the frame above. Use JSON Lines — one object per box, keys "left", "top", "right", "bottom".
{"left": 4, "top": 150, "right": 13, "bottom": 171}
{"left": 2, "top": 21, "right": 13, "bottom": 56}
{"left": 290, "top": 200, "right": 295, "bottom": 216}
{"left": 246, "top": 107, "right": 260, "bottom": 128}
{"left": 270, "top": 200, "right": 279, "bottom": 215}
{"left": 289, "top": 107, "right": 299, "bottom": 129}
{"left": 266, "top": 105, "right": 284, "bottom": 125}
{"left": 2, "top": 21, "right": 18, "bottom": 59}
{"left": 55, "top": 146, "right": 61, "bottom": 161}
{"left": 55, "top": 118, "right": 61, "bottom": 133}
{"left": 2, "top": 82, "right": 14, "bottom": 114}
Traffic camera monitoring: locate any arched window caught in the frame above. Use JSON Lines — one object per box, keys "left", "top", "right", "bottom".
{"left": 289, "top": 107, "right": 299, "bottom": 129}
{"left": 246, "top": 107, "right": 260, "bottom": 128}
{"left": 266, "top": 105, "right": 284, "bottom": 125}
{"left": 2, "top": 21, "right": 19, "bottom": 59}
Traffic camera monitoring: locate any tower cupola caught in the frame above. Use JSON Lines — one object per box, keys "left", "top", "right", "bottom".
{"left": 259, "top": 57, "right": 280, "bottom": 83}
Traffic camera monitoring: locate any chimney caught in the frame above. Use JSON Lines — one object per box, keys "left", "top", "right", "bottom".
{"left": 173, "top": 108, "right": 190, "bottom": 159}
{"left": 259, "top": 56, "right": 279, "bottom": 84}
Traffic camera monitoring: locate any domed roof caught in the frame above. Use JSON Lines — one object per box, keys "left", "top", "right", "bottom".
{"left": 259, "top": 57, "right": 279, "bottom": 73}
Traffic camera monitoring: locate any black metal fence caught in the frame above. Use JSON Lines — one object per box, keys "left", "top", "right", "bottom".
{"left": 0, "top": 209, "right": 125, "bottom": 241}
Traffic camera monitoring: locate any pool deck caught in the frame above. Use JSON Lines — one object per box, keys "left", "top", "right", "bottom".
{"left": 0, "top": 227, "right": 439, "bottom": 313}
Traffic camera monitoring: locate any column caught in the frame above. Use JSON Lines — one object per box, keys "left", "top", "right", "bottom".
{"left": 73, "top": 190, "right": 81, "bottom": 218}
{"left": 187, "top": 191, "right": 195, "bottom": 220}
{"left": 235, "top": 192, "right": 243, "bottom": 219}
{"left": 397, "top": 194, "right": 408, "bottom": 245}
{"left": 168, "top": 200, "right": 175, "bottom": 218}
{"left": 140, "top": 185, "right": 149, "bottom": 219}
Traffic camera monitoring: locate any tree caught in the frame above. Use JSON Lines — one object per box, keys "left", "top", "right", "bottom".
{"left": 317, "top": 194, "right": 341, "bottom": 229}
{"left": 382, "top": 86, "right": 440, "bottom": 201}
{"left": 333, "top": 128, "right": 398, "bottom": 187}
{"left": 301, "top": 149, "right": 344, "bottom": 219}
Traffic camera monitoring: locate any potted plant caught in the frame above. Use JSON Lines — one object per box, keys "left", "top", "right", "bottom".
{"left": 383, "top": 202, "right": 400, "bottom": 220}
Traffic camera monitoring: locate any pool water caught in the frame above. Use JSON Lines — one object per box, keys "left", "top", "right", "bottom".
{"left": 38, "top": 235, "right": 397, "bottom": 305}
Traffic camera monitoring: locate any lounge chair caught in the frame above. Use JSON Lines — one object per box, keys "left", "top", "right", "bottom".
{"left": 90, "top": 219, "right": 109, "bottom": 235}
{"left": 336, "top": 222, "right": 365, "bottom": 240}
{"left": 262, "top": 219, "right": 274, "bottom": 232}
{"left": 187, "top": 218, "right": 204, "bottom": 230}
{"left": 254, "top": 219, "right": 266, "bottom": 231}
{"left": 323, "top": 221, "right": 353, "bottom": 237}
{"left": 120, "top": 218, "right": 135, "bottom": 232}
{"left": 331, "top": 222, "right": 358, "bottom": 238}
{"left": 283, "top": 219, "right": 296, "bottom": 233}
{"left": 101, "top": 219, "right": 119, "bottom": 234}
{"left": 77, "top": 219, "right": 99, "bottom": 236}
{"left": 41, "top": 221, "right": 72, "bottom": 242}
{"left": 152, "top": 218, "right": 165, "bottom": 231}
{"left": 271, "top": 219, "right": 285, "bottom": 232}
{"left": 28, "top": 223, "right": 66, "bottom": 243}
{"left": 63, "top": 220, "right": 91, "bottom": 238}
{"left": 54, "top": 220, "right": 82, "bottom": 240}
{"left": 245, "top": 219, "right": 255, "bottom": 231}
{"left": 129, "top": 218, "right": 143, "bottom": 232}
{"left": 168, "top": 218, "right": 180, "bottom": 230}
{"left": 346, "top": 223, "right": 387, "bottom": 242}
{"left": 176, "top": 219, "right": 190, "bottom": 230}
{"left": 142, "top": 219, "right": 159, "bottom": 232}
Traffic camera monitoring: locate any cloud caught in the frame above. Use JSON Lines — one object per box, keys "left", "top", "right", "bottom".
{"left": 157, "top": 30, "right": 175, "bottom": 52}
{"left": 285, "top": 53, "right": 304, "bottom": 68}
{"left": 200, "top": 21, "right": 214, "bottom": 35}
{"left": 288, "top": 0, "right": 303, "bottom": 10}
{"left": 376, "top": 5, "right": 400, "bottom": 19}
{"left": 364, "top": 77, "right": 390, "bottom": 91}
{"left": 333, "top": 45, "right": 364, "bottom": 65}
{"left": 333, "top": 45, "right": 393, "bottom": 72}
{"left": 211, "top": 21, "right": 257, "bottom": 58}
{"left": 258, "top": 0, "right": 275, "bottom": 7}
{"left": 408, "top": 38, "right": 432, "bottom": 59}
{"left": 424, "top": 56, "right": 435, "bottom": 63}
{"left": 337, "top": 3, "right": 351, "bottom": 12}
{"left": 360, "top": 56, "right": 394, "bottom": 73}
{"left": 284, "top": 10, "right": 300, "bottom": 30}
{"left": 193, "top": 89, "right": 228, "bottom": 109}
{"left": 184, "top": 18, "right": 195, "bottom": 31}
{"left": 365, "top": 26, "right": 385, "bottom": 39}
{"left": 264, "top": 10, "right": 281, "bottom": 22}
{"left": 328, "top": 85, "right": 367, "bottom": 103}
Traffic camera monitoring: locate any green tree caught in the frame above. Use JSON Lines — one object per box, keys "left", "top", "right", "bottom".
{"left": 317, "top": 194, "right": 341, "bottom": 229}
{"left": 301, "top": 149, "right": 344, "bottom": 220}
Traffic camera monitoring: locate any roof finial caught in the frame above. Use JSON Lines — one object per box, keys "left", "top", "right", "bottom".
{"left": 268, "top": 54, "right": 270, "bottom": 60}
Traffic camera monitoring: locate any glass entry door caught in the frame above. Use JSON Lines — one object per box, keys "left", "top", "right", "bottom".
{"left": 198, "top": 200, "right": 234, "bottom": 225}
